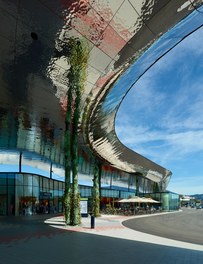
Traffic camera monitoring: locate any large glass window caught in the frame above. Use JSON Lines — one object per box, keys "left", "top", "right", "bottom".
{"left": 43, "top": 177, "right": 49, "bottom": 191}
{"left": 24, "top": 174, "right": 32, "bottom": 186}
{"left": 120, "top": 191, "right": 135, "bottom": 199}
{"left": 143, "top": 192, "right": 179, "bottom": 211}
{"left": 80, "top": 186, "right": 92, "bottom": 197}
{"left": 16, "top": 173, "right": 23, "bottom": 185}
{"left": 53, "top": 189, "right": 59, "bottom": 212}
{"left": 23, "top": 185, "right": 32, "bottom": 197}
{"left": 54, "top": 181, "right": 58, "bottom": 190}
{"left": 33, "top": 186, "right": 39, "bottom": 202}
{"left": 8, "top": 185, "right": 15, "bottom": 215}
{"left": 101, "top": 189, "right": 119, "bottom": 198}
{"left": 8, "top": 173, "right": 15, "bottom": 185}
{"left": 40, "top": 177, "right": 43, "bottom": 191}
{"left": 15, "top": 184, "right": 23, "bottom": 215}
{"left": 33, "top": 175, "right": 39, "bottom": 187}
{"left": 0, "top": 185, "right": 7, "bottom": 215}
{"left": 59, "top": 181, "right": 63, "bottom": 190}
{"left": 0, "top": 172, "right": 66, "bottom": 216}
{"left": 0, "top": 174, "right": 6, "bottom": 185}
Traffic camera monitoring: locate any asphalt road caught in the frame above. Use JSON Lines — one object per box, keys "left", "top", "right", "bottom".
{"left": 122, "top": 208, "right": 203, "bottom": 245}
{"left": 1, "top": 210, "right": 203, "bottom": 264}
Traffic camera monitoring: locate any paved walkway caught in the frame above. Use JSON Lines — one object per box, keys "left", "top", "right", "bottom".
{"left": 45, "top": 211, "right": 203, "bottom": 251}
{"left": 0, "top": 210, "right": 203, "bottom": 264}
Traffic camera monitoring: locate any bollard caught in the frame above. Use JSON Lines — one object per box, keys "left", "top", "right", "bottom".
{"left": 91, "top": 215, "right": 95, "bottom": 229}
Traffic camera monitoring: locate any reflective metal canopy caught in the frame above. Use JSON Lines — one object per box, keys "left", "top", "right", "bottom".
{"left": 0, "top": 0, "right": 202, "bottom": 184}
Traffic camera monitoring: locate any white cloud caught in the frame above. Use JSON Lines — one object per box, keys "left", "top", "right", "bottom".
{"left": 115, "top": 26, "right": 203, "bottom": 195}
{"left": 116, "top": 114, "right": 203, "bottom": 166}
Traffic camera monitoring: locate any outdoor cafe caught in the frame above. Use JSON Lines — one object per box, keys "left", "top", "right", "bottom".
{"left": 117, "top": 196, "right": 161, "bottom": 216}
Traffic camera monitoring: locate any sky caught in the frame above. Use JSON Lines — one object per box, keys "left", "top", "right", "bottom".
{"left": 115, "top": 26, "right": 203, "bottom": 196}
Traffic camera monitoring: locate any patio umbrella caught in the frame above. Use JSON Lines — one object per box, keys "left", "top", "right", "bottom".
{"left": 118, "top": 197, "right": 160, "bottom": 203}
{"left": 118, "top": 198, "right": 129, "bottom": 203}
{"left": 144, "top": 198, "right": 160, "bottom": 203}
{"left": 118, "top": 196, "right": 160, "bottom": 215}
{"left": 118, "top": 197, "right": 142, "bottom": 215}
{"left": 118, "top": 196, "right": 144, "bottom": 203}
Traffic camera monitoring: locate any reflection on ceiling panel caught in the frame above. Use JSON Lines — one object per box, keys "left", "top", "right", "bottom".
{"left": 0, "top": 0, "right": 202, "bottom": 186}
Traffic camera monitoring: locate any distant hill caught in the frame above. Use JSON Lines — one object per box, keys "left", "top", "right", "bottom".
{"left": 189, "top": 194, "right": 203, "bottom": 200}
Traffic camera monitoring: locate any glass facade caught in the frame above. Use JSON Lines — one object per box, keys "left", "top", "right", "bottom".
{"left": 0, "top": 170, "right": 180, "bottom": 216}
{"left": 0, "top": 146, "right": 177, "bottom": 216}
{"left": 0, "top": 173, "right": 65, "bottom": 216}
{"left": 143, "top": 192, "right": 180, "bottom": 211}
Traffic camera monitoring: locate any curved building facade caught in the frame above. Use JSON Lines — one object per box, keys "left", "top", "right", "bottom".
{"left": 0, "top": 0, "right": 202, "bottom": 215}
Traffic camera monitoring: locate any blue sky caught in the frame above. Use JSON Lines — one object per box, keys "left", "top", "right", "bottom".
{"left": 115, "top": 26, "right": 203, "bottom": 196}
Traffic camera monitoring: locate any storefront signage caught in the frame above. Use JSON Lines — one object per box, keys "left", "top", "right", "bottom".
{"left": 39, "top": 192, "right": 52, "bottom": 199}
{"left": 80, "top": 199, "right": 88, "bottom": 217}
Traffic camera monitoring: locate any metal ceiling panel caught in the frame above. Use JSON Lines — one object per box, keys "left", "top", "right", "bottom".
{"left": 0, "top": 0, "right": 202, "bottom": 188}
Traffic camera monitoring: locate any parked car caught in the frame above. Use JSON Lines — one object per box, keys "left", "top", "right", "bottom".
{"left": 196, "top": 205, "right": 202, "bottom": 209}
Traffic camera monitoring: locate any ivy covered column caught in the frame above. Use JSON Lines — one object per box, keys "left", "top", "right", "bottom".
{"left": 70, "top": 70, "right": 81, "bottom": 225}
{"left": 64, "top": 84, "right": 73, "bottom": 224}
{"left": 63, "top": 38, "right": 89, "bottom": 225}
{"left": 92, "top": 161, "right": 100, "bottom": 217}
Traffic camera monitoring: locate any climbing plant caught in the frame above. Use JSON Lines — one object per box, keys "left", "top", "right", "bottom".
{"left": 63, "top": 38, "right": 89, "bottom": 225}
{"left": 92, "top": 161, "right": 101, "bottom": 217}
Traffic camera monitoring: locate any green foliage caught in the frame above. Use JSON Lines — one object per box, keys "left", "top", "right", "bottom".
{"left": 63, "top": 37, "right": 89, "bottom": 225}
{"left": 92, "top": 162, "right": 101, "bottom": 217}
{"left": 67, "top": 38, "right": 89, "bottom": 93}
{"left": 63, "top": 189, "right": 71, "bottom": 224}
{"left": 103, "top": 205, "right": 117, "bottom": 215}
{"left": 69, "top": 191, "right": 81, "bottom": 225}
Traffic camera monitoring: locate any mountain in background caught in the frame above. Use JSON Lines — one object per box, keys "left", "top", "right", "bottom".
{"left": 189, "top": 194, "right": 203, "bottom": 200}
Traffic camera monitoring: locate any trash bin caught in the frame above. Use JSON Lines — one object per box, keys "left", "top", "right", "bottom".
{"left": 91, "top": 215, "right": 95, "bottom": 229}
